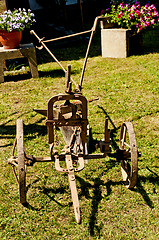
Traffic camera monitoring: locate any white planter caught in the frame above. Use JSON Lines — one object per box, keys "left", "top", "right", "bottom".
{"left": 100, "top": 18, "right": 142, "bottom": 58}
{"left": 101, "top": 28, "right": 131, "bottom": 58}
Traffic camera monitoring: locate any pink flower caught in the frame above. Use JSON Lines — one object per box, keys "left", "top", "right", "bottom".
{"left": 154, "top": 11, "right": 159, "bottom": 17}
{"left": 119, "top": 11, "right": 123, "bottom": 16}
{"left": 145, "top": 4, "right": 149, "bottom": 10}
{"left": 132, "top": 4, "right": 136, "bottom": 10}
{"left": 129, "top": 13, "right": 134, "bottom": 19}
{"left": 151, "top": 4, "right": 156, "bottom": 10}
{"left": 148, "top": 6, "right": 152, "bottom": 11}
{"left": 120, "top": 3, "right": 124, "bottom": 9}
{"left": 151, "top": 19, "right": 155, "bottom": 25}
{"left": 141, "top": 9, "right": 145, "bottom": 14}
{"left": 136, "top": 23, "right": 139, "bottom": 28}
{"left": 148, "top": 11, "right": 151, "bottom": 16}
{"left": 143, "top": 21, "right": 150, "bottom": 27}
{"left": 136, "top": 3, "right": 141, "bottom": 10}
{"left": 135, "top": 10, "right": 140, "bottom": 16}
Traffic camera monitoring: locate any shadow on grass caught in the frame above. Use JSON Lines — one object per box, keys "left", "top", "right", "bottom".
{"left": 4, "top": 72, "right": 32, "bottom": 83}
{"left": 76, "top": 162, "right": 158, "bottom": 236}
{"left": 23, "top": 121, "right": 47, "bottom": 138}
{"left": 88, "top": 178, "right": 123, "bottom": 237}
{"left": 23, "top": 178, "right": 68, "bottom": 211}
{"left": 89, "top": 177, "right": 103, "bottom": 237}
{"left": 38, "top": 67, "right": 81, "bottom": 79}
{"left": 42, "top": 187, "right": 67, "bottom": 207}
{"left": 0, "top": 117, "right": 47, "bottom": 142}
{"left": 76, "top": 174, "right": 122, "bottom": 236}
{"left": 22, "top": 202, "right": 42, "bottom": 211}
{"left": 21, "top": 164, "right": 158, "bottom": 233}
{"left": 4, "top": 67, "right": 81, "bottom": 84}
{"left": 134, "top": 168, "right": 159, "bottom": 209}
{"left": 38, "top": 69, "right": 64, "bottom": 78}
{"left": 135, "top": 178, "right": 154, "bottom": 209}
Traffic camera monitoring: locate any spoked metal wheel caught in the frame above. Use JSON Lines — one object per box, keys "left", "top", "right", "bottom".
{"left": 11, "top": 119, "right": 27, "bottom": 204}
{"left": 120, "top": 122, "right": 138, "bottom": 189}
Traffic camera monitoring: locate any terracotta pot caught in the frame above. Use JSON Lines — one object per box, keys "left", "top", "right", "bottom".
{"left": 0, "top": 30, "right": 22, "bottom": 49}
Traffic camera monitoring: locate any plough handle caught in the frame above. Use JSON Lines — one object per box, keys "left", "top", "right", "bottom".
{"left": 31, "top": 16, "right": 109, "bottom": 91}
{"left": 30, "top": 30, "right": 79, "bottom": 89}
{"left": 30, "top": 30, "right": 66, "bottom": 73}
{"left": 79, "top": 16, "right": 109, "bottom": 89}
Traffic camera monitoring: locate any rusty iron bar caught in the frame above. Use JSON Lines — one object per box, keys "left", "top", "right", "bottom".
{"left": 31, "top": 16, "right": 108, "bottom": 91}
{"left": 30, "top": 30, "right": 79, "bottom": 89}
{"left": 43, "top": 29, "right": 92, "bottom": 43}
{"left": 79, "top": 16, "right": 105, "bottom": 89}
{"left": 65, "top": 64, "right": 72, "bottom": 93}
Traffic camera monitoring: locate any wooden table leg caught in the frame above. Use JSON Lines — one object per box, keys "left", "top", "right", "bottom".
{"left": 27, "top": 48, "right": 39, "bottom": 78}
{"left": 0, "top": 59, "right": 4, "bottom": 83}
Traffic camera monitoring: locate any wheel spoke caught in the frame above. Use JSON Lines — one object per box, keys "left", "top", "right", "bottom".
{"left": 11, "top": 165, "right": 19, "bottom": 185}
{"left": 12, "top": 137, "right": 17, "bottom": 156}
{"left": 123, "top": 141, "right": 131, "bottom": 148}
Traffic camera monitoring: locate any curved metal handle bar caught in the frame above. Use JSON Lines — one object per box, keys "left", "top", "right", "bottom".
{"left": 30, "top": 16, "right": 109, "bottom": 91}
{"left": 30, "top": 30, "right": 78, "bottom": 89}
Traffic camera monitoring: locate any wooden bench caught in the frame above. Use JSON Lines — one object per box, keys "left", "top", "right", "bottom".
{"left": 0, "top": 43, "right": 39, "bottom": 83}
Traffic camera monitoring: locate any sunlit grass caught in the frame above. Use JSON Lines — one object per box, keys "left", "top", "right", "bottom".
{"left": 0, "top": 27, "right": 159, "bottom": 239}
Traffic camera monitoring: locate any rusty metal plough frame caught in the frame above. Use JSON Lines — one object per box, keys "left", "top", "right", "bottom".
{"left": 8, "top": 17, "right": 140, "bottom": 224}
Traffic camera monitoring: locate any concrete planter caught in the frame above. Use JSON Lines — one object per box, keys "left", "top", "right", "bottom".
{"left": 100, "top": 19, "right": 142, "bottom": 58}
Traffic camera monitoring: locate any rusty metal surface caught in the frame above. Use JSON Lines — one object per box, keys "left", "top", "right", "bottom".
{"left": 120, "top": 122, "right": 138, "bottom": 189}
{"left": 65, "top": 154, "right": 81, "bottom": 223}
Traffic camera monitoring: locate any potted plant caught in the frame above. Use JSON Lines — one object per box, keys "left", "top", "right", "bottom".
{"left": 0, "top": 8, "right": 36, "bottom": 49}
{"left": 100, "top": 1, "right": 159, "bottom": 57}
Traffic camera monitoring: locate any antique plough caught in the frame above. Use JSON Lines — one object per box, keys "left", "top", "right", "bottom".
{"left": 8, "top": 17, "right": 140, "bottom": 223}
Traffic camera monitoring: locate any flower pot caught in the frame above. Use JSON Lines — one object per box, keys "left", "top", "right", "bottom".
{"left": 0, "top": 30, "right": 22, "bottom": 49}
{"left": 101, "top": 25, "right": 143, "bottom": 58}
{"left": 101, "top": 28, "right": 131, "bottom": 58}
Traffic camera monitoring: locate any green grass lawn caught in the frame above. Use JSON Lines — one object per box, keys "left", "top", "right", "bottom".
{"left": 0, "top": 26, "right": 159, "bottom": 239}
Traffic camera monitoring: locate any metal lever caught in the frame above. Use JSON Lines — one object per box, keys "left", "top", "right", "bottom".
{"left": 65, "top": 65, "right": 72, "bottom": 93}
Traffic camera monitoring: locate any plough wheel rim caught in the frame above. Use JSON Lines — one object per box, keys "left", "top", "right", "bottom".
{"left": 17, "top": 119, "right": 27, "bottom": 204}
{"left": 120, "top": 122, "right": 138, "bottom": 189}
